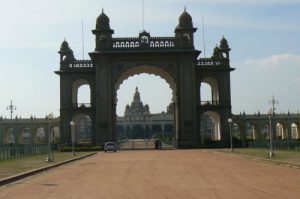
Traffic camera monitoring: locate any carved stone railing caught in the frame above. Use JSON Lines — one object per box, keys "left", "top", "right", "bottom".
{"left": 197, "top": 58, "right": 222, "bottom": 67}
{"left": 234, "top": 113, "right": 300, "bottom": 120}
{"left": 112, "top": 36, "right": 175, "bottom": 49}
{"left": 73, "top": 103, "right": 92, "bottom": 109}
{"left": 68, "top": 60, "right": 94, "bottom": 69}
{"left": 200, "top": 101, "right": 220, "bottom": 106}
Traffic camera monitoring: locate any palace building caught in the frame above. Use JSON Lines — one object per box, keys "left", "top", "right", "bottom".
{"left": 116, "top": 87, "right": 174, "bottom": 139}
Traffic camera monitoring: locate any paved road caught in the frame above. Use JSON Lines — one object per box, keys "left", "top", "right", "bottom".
{"left": 1, "top": 150, "right": 300, "bottom": 199}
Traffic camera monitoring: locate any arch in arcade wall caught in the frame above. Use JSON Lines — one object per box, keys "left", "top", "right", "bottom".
{"left": 291, "top": 123, "right": 299, "bottom": 139}
{"left": 3, "top": 127, "right": 16, "bottom": 144}
{"left": 18, "top": 127, "right": 31, "bottom": 144}
{"left": 34, "top": 127, "right": 46, "bottom": 144}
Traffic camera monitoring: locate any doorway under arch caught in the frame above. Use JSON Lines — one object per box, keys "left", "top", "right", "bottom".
{"left": 200, "top": 111, "right": 221, "bottom": 141}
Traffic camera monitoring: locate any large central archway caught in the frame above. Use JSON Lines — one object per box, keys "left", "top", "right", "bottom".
{"left": 115, "top": 65, "right": 177, "bottom": 103}
{"left": 115, "top": 65, "right": 177, "bottom": 149}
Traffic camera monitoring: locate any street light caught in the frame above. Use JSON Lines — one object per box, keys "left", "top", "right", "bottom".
{"left": 46, "top": 113, "right": 53, "bottom": 162}
{"left": 228, "top": 118, "right": 233, "bottom": 152}
{"left": 70, "top": 121, "right": 76, "bottom": 156}
{"left": 161, "top": 111, "right": 165, "bottom": 138}
{"left": 268, "top": 108, "right": 274, "bottom": 157}
{"left": 7, "top": 100, "right": 16, "bottom": 120}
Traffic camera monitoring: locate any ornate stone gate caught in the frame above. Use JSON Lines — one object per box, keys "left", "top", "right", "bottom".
{"left": 55, "top": 9, "right": 234, "bottom": 148}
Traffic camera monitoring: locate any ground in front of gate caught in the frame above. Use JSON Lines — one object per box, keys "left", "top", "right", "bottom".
{"left": 0, "top": 150, "right": 300, "bottom": 199}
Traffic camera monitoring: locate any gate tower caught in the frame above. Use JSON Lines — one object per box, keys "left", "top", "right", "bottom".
{"left": 55, "top": 9, "right": 234, "bottom": 148}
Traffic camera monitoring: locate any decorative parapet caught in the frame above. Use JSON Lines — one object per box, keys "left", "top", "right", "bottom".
{"left": 68, "top": 60, "right": 94, "bottom": 68}
{"left": 60, "top": 60, "right": 94, "bottom": 71}
{"left": 112, "top": 36, "right": 175, "bottom": 49}
{"left": 0, "top": 118, "right": 60, "bottom": 124}
{"left": 233, "top": 113, "right": 300, "bottom": 120}
{"left": 196, "top": 58, "right": 229, "bottom": 68}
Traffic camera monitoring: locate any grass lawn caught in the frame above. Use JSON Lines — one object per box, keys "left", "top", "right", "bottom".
{"left": 223, "top": 148, "right": 300, "bottom": 165}
{"left": 0, "top": 152, "right": 94, "bottom": 179}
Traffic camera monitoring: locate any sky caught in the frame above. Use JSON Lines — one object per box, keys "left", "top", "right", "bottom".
{"left": 0, "top": 0, "right": 299, "bottom": 118}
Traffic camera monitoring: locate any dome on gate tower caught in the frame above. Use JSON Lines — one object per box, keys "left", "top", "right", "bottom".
{"left": 60, "top": 39, "right": 70, "bottom": 51}
{"left": 219, "top": 36, "right": 229, "bottom": 49}
{"left": 96, "top": 9, "right": 111, "bottom": 30}
{"left": 176, "top": 7, "right": 193, "bottom": 29}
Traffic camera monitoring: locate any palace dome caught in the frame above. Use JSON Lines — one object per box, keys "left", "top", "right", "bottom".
{"left": 96, "top": 9, "right": 110, "bottom": 30}
{"left": 60, "top": 40, "right": 69, "bottom": 51}
{"left": 220, "top": 36, "right": 229, "bottom": 49}
{"left": 176, "top": 8, "right": 193, "bottom": 29}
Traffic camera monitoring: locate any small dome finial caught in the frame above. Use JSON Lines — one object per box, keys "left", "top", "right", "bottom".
{"left": 96, "top": 9, "right": 111, "bottom": 30}
{"left": 219, "top": 36, "right": 229, "bottom": 49}
{"left": 176, "top": 7, "right": 194, "bottom": 30}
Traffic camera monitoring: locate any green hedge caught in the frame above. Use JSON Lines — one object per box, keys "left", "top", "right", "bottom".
{"left": 60, "top": 146, "right": 102, "bottom": 152}
{"left": 249, "top": 140, "right": 300, "bottom": 151}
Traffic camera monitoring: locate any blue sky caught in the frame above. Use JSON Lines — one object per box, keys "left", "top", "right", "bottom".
{"left": 0, "top": 0, "right": 299, "bottom": 118}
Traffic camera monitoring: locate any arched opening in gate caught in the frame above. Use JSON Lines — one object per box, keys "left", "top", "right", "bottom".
{"left": 200, "top": 77, "right": 219, "bottom": 105}
{"left": 291, "top": 123, "right": 298, "bottom": 139}
{"left": 200, "top": 111, "right": 221, "bottom": 141}
{"left": 72, "top": 79, "right": 91, "bottom": 108}
{"left": 71, "top": 114, "right": 92, "bottom": 144}
{"left": 115, "top": 65, "right": 176, "bottom": 148}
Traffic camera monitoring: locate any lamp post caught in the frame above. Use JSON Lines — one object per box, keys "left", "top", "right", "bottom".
{"left": 70, "top": 121, "right": 75, "bottom": 156}
{"left": 268, "top": 108, "right": 274, "bottom": 157}
{"left": 8, "top": 128, "right": 15, "bottom": 145}
{"left": 7, "top": 100, "right": 16, "bottom": 120}
{"left": 46, "top": 113, "right": 53, "bottom": 162}
{"left": 161, "top": 111, "right": 165, "bottom": 139}
{"left": 228, "top": 118, "right": 233, "bottom": 152}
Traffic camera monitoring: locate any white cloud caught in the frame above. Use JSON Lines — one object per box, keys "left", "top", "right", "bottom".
{"left": 244, "top": 53, "right": 300, "bottom": 69}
